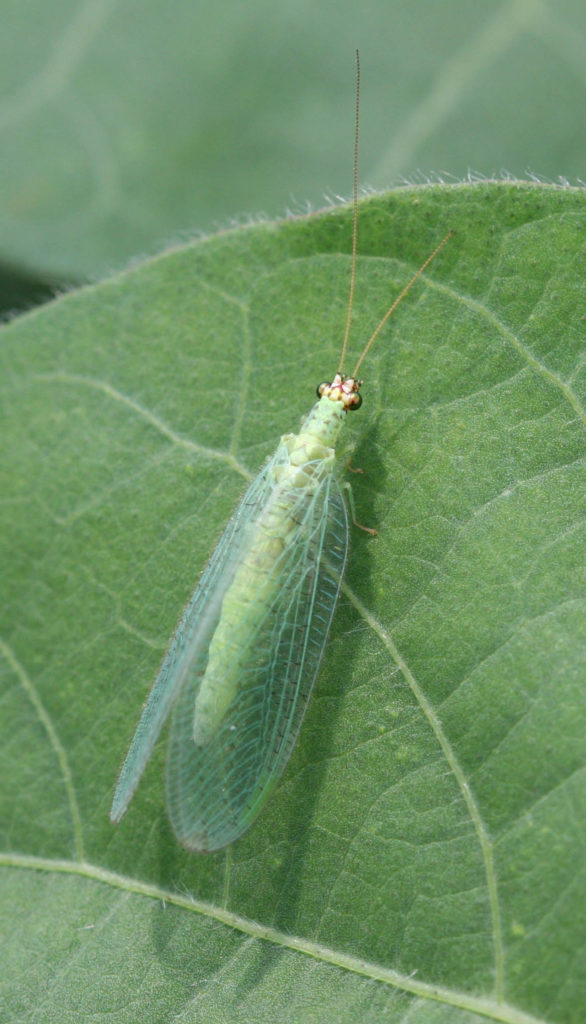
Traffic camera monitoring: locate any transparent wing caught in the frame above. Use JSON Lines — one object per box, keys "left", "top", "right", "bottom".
{"left": 110, "top": 446, "right": 289, "bottom": 824}
{"left": 166, "top": 469, "right": 348, "bottom": 852}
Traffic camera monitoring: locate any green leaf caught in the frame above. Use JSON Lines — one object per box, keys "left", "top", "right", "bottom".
{"left": 1, "top": 184, "right": 584, "bottom": 1023}
{"left": 2, "top": 2, "right": 586, "bottom": 278}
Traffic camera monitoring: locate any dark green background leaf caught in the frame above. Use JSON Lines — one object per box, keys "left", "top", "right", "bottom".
{"left": 1, "top": 184, "right": 585, "bottom": 1023}
{"left": 2, "top": 0, "right": 586, "bottom": 278}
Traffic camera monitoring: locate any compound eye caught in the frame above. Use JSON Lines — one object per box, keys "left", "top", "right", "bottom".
{"left": 316, "top": 381, "right": 330, "bottom": 399}
{"left": 347, "top": 392, "right": 362, "bottom": 411}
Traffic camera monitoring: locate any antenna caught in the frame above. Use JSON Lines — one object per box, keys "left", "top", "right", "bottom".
{"left": 336, "top": 51, "right": 453, "bottom": 380}
{"left": 337, "top": 48, "right": 361, "bottom": 375}
{"left": 352, "top": 229, "right": 454, "bottom": 377}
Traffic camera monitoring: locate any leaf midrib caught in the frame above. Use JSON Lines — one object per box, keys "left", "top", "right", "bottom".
{"left": 0, "top": 852, "right": 546, "bottom": 1024}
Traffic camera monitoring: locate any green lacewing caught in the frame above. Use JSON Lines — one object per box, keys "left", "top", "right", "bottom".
{"left": 110, "top": 53, "right": 452, "bottom": 852}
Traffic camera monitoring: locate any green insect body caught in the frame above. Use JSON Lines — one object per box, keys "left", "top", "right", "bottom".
{"left": 110, "top": 375, "right": 361, "bottom": 852}
{"left": 193, "top": 384, "right": 354, "bottom": 747}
